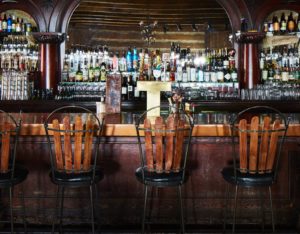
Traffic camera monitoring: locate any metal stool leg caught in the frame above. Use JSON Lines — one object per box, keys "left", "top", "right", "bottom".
{"left": 142, "top": 185, "right": 148, "bottom": 234}
{"left": 21, "top": 187, "right": 27, "bottom": 234}
{"left": 59, "top": 186, "right": 65, "bottom": 234}
{"left": 232, "top": 185, "right": 239, "bottom": 234}
{"left": 269, "top": 186, "right": 275, "bottom": 233}
{"left": 52, "top": 186, "right": 60, "bottom": 234}
{"left": 178, "top": 185, "right": 185, "bottom": 234}
{"left": 223, "top": 183, "right": 230, "bottom": 233}
{"left": 259, "top": 188, "right": 265, "bottom": 232}
{"left": 89, "top": 185, "right": 95, "bottom": 234}
{"left": 94, "top": 184, "right": 101, "bottom": 233}
{"left": 9, "top": 187, "right": 14, "bottom": 234}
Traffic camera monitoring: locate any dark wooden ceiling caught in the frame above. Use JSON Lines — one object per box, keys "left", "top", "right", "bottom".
{"left": 70, "top": 0, "right": 230, "bottom": 31}
{"left": 67, "top": 0, "right": 231, "bottom": 52}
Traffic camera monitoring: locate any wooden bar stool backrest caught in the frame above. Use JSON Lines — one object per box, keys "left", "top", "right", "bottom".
{"left": 238, "top": 115, "right": 283, "bottom": 174}
{"left": 0, "top": 122, "right": 15, "bottom": 173}
{"left": 51, "top": 115, "right": 95, "bottom": 173}
{"left": 0, "top": 111, "right": 20, "bottom": 174}
{"left": 143, "top": 115, "right": 186, "bottom": 173}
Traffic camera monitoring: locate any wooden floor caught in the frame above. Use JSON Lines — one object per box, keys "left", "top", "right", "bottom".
{"left": 1, "top": 224, "right": 298, "bottom": 234}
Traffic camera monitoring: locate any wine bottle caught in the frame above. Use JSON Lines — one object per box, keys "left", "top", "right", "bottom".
{"left": 280, "top": 13, "right": 287, "bottom": 34}
{"left": 75, "top": 63, "right": 83, "bottom": 82}
{"left": 121, "top": 76, "right": 128, "bottom": 101}
{"left": 11, "top": 15, "right": 16, "bottom": 33}
{"left": 287, "top": 12, "right": 295, "bottom": 34}
{"left": 127, "top": 75, "right": 134, "bottom": 100}
{"left": 2, "top": 14, "right": 7, "bottom": 33}
{"left": 7, "top": 15, "right": 12, "bottom": 33}
{"left": 272, "top": 15, "right": 280, "bottom": 35}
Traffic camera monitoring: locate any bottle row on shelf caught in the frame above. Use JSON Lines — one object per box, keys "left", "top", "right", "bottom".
{"left": 0, "top": 12, "right": 35, "bottom": 35}
{"left": 260, "top": 43, "right": 300, "bottom": 82}
{"left": 62, "top": 43, "right": 238, "bottom": 84}
{"left": 0, "top": 34, "right": 39, "bottom": 71}
{"left": 263, "top": 11, "right": 300, "bottom": 36}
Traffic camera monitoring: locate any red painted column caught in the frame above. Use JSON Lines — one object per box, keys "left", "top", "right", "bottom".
{"left": 32, "top": 33, "right": 66, "bottom": 94}
{"left": 236, "top": 32, "right": 265, "bottom": 89}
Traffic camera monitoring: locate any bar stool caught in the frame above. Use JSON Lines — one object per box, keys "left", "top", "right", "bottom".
{"left": 0, "top": 110, "right": 28, "bottom": 233}
{"left": 44, "top": 105, "right": 104, "bottom": 234}
{"left": 221, "top": 106, "right": 289, "bottom": 233}
{"left": 135, "top": 105, "right": 194, "bottom": 233}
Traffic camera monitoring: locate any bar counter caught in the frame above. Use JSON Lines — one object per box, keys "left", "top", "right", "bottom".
{"left": 13, "top": 112, "right": 300, "bottom": 137}
{"left": 3, "top": 109, "right": 300, "bottom": 231}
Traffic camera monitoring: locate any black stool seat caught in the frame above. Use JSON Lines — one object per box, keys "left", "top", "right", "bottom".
{"left": 135, "top": 167, "right": 188, "bottom": 187}
{"left": 221, "top": 167, "right": 274, "bottom": 187}
{"left": 0, "top": 165, "right": 28, "bottom": 188}
{"left": 50, "top": 167, "right": 104, "bottom": 186}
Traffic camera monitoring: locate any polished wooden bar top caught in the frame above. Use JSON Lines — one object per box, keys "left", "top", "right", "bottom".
{"left": 9, "top": 112, "right": 300, "bottom": 137}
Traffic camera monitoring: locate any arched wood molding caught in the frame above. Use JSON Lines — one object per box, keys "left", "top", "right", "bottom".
{"left": 216, "top": 0, "right": 251, "bottom": 33}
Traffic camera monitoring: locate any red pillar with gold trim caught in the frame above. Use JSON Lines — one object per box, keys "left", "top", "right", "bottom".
{"left": 32, "top": 32, "right": 66, "bottom": 94}
{"left": 236, "top": 32, "right": 265, "bottom": 89}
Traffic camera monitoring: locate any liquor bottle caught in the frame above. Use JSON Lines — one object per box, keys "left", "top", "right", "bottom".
{"left": 121, "top": 76, "right": 128, "bottom": 101}
{"left": 11, "top": 15, "right": 16, "bottom": 33}
{"left": 169, "top": 43, "right": 176, "bottom": 82}
{"left": 230, "top": 65, "right": 238, "bottom": 83}
{"left": 126, "top": 47, "right": 133, "bottom": 72}
{"left": 2, "top": 14, "right": 7, "bottom": 33}
{"left": 7, "top": 15, "right": 12, "bottom": 33}
{"left": 197, "top": 54, "right": 205, "bottom": 82}
{"left": 82, "top": 57, "right": 89, "bottom": 82}
{"left": 287, "top": 12, "right": 295, "bottom": 33}
{"left": 280, "top": 13, "right": 287, "bottom": 34}
{"left": 176, "top": 60, "right": 183, "bottom": 82}
{"left": 223, "top": 49, "right": 231, "bottom": 82}
{"left": 133, "top": 74, "right": 140, "bottom": 100}
{"left": 143, "top": 49, "right": 150, "bottom": 80}
{"left": 94, "top": 58, "right": 100, "bottom": 82}
{"left": 132, "top": 47, "right": 138, "bottom": 72}
{"left": 61, "top": 56, "right": 69, "bottom": 82}
{"left": 138, "top": 49, "right": 145, "bottom": 80}
{"left": 68, "top": 55, "right": 76, "bottom": 82}
{"left": 261, "top": 60, "right": 268, "bottom": 83}
{"left": 75, "top": 63, "right": 83, "bottom": 82}
{"left": 112, "top": 52, "right": 119, "bottom": 72}
{"left": 119, "top": 51, "right": 127, "bottom": 72}
{"left": 153, "top": 49, "right": 162, "bottom": 81}
{"left": 190, "top": 60, "right": 196, "bottom": 82}
{"left": 272, "top": 15, "right": 280, "bottom": 35}
{"left": 0, "top": 15, "right": 2, "bottom": 32}
{"left": 88, "top": 56, "right": 94, "bottom": 82}
{"left": 100, "top": 62, "right": 107, "bottom": 82}
{"left": 297, "top": 13, "right": 300, "bottom": 33}
{"left": 240, "top": 18, "right": 248, "bottom": 32}
{"left": 16, "top": 18, "right": 21, "bottom": 32}
{"left": 127, "top": 75, "right": 134, "bottom": 100}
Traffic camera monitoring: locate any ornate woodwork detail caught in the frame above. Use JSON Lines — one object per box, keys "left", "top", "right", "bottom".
{"left": 235, "top": 31, "right": 266, "bottom": 43}
{"left": 31, "top": 32, "right": 66, "bottom": 44}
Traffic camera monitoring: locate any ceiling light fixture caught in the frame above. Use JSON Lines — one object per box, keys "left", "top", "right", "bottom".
{"left": 176, "top": 24, "right": 182, "bottom": 31}
{"left": 192, "top": 23, "right": 198, "bottom": 32}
